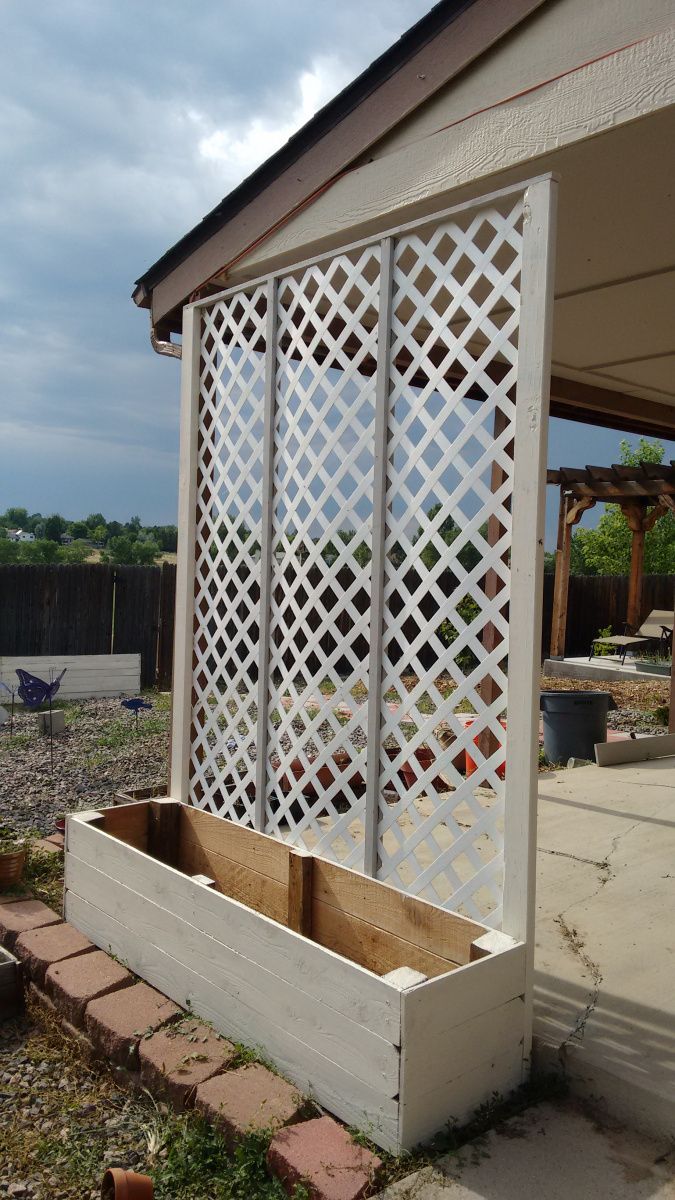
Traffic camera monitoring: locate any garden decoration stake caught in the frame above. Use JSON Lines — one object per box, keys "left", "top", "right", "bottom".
{"left": 121, "top": 697, "right": 153, "bottom": 733}
{"left": 0, "top": 682, "right": 15, "bottom": 738}
{"left": 16, "top": 667, "right": 67, "bottom": 774}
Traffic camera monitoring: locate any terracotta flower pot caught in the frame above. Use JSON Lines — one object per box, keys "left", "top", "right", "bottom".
{"left": 398, "top": 747, "right": 454, "bottom": 792}
{"left": 0, "top": 847, "right": 26, "bottom": 890}
{"left": 101, "top": 1168, "right": 154, "bottom": 1200}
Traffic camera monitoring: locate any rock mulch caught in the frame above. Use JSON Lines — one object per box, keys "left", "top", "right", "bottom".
{"left": 0, "top": 696, "right": 170, "bottom": 837}
{"left": 1, "top": 894, "right": 383, "bottom": 1199}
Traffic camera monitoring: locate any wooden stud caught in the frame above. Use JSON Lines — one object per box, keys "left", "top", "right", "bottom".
{"left": 287, "top": 848, "right": 313, "bottom": 936}
{"left": 147, "top": 801, "right": 182, "bottom": 868}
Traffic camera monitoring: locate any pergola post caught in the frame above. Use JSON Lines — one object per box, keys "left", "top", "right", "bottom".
{"left": 550, "top": 488, "right": 570, "bottom": 657}
{"left": 627, "top": 526, "right": 645, "bottom": 633}
{"left": 622, "top": 499, "right": 667, "bottom": 632}
{"left": 549, "top": 493, "right": 595, "bottom": 657}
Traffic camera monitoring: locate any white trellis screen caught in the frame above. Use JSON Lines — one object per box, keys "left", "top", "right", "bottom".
{"left": 172, "top": 176, "right": 557, "bottom": 938}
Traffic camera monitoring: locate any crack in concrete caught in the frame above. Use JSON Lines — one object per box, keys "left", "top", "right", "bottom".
{"left": 538, "top": 846, "right": 612, "bottom": 879}
{"left": 552, "top": 817, "right": 643, "bottom": 1067}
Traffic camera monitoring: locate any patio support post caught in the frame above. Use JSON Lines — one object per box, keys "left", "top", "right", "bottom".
{"left": 502, "top": 175, "right": 557, "bottom": 1060}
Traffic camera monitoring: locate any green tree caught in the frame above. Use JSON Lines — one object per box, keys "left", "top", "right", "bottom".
{"left": 132, "top": 539, "right": 160, "bottom": 565}
{"left": 571, "top": 438, "right": 675, "bottom": 575}
{"left": 58, "top": 540, "right": 91, "bottom": 564}
{"left": 44, "top": 513, "right": 67, "bottom": 542}
{"left": 416, "top": 503, "right": 486, "bottom": 573}
{"left": 104, "top": 535, "right": 136, "bottom": 565}
{"left": 0, "top": 539, "right": 19, "bottom": 563}
{"left": 18, "top": 538, "right": 60, "bottom": 563}
{"left": 68, "top": 520, "right": 89, "bottom": 540}
{"left": 0, "top": 507, "right": 29, "bottom": 529}
{"left": 86, "top": 512, "right": 106, "bottom": 531}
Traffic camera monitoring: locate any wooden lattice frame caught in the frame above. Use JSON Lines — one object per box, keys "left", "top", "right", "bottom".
{"left": 172, "top": 176, "right": 557, "bottom": 946}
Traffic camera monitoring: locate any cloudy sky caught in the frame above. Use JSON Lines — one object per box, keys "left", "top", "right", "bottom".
{"left": 0, "top": 1, "right": 669, "bottom": 544}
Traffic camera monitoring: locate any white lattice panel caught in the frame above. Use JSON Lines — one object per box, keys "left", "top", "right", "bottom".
{"left": 265, "top": 249, "right": 380, "bottom": 865}
{"left": 190, "top": 288, "right": 267, "bottom": 823}
{"left": 375, "top": 201, "right": 523, "bottom": 924}
{"left": 179, "top": 179, "right": 555, "bottom": 930}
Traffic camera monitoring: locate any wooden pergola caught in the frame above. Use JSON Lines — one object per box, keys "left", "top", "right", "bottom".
{"left": 548, "top": 462, "right": 675, "bottom": 658}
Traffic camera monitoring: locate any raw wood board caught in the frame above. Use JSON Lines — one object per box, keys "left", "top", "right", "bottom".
{"left": 312, "top": 858, "right": 484, "bottom": 966}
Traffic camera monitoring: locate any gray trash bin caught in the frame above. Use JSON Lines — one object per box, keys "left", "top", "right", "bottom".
{"left": 540, "top": 691, "right": 613, "bottom": 763}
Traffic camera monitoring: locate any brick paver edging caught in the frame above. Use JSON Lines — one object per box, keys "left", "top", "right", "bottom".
{"left": 1, "top": 894, "right": 383, "bottom": 1199}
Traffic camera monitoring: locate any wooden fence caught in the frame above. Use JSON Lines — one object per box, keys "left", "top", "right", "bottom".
{"left": 541, "top": 573, "right": 675, "bottom": 658}
{"left": 0, "top": 563, "right": 176, "bottom": 688}
{"left": 0, "top": 563, "right": 671, "bottom": 688}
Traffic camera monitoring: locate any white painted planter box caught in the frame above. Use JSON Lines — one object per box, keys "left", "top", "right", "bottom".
{"left": 65, "top": 800, "right": 527, "bottom": 1152}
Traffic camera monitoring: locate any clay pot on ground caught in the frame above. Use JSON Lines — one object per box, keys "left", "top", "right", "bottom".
{"left": 101, "top": 1167, "right": 154, "bottom": 1199}
{"left": 277, "top": 752, "right": 366, "bottom": 799}
{"left": 0, "top": 845, "right": 26, "bottom": 890}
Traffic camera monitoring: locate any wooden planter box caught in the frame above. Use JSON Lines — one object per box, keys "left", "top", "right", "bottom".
{"left": 64, "top": 799, "right": 526, "bottom": 1152}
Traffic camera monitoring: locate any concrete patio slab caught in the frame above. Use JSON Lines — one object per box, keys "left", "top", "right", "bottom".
{"left": 544, "top": 656, "right": 670, "bottom": 682}
{"left": 534, "top": 758, "right": 675, "bottom": 1139}
{"left": 376, "top": 1102, "right": 674, "bottom": 1198}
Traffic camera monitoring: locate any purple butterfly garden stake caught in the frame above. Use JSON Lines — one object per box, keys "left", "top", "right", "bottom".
{"left": 16, "top": 667, "right": 67, "bottom": 774}
{"left": 121, "top": 697, "right": 153, "bottom": 733}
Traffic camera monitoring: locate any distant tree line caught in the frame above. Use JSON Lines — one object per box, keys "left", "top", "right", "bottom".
{"left": 0, "top": 507, "right": 177, "bottom": 566}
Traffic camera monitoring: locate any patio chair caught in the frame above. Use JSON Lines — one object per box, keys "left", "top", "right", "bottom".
{"left": 589, "top": 608, "right": 674, "bottom": 665}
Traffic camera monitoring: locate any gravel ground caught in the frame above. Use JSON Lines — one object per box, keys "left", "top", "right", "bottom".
{"left": 0, "top": 696, "right": 170, "bottom": 837}
{"left": 0, "top": 1013, "right": 161, "bottom": 1199}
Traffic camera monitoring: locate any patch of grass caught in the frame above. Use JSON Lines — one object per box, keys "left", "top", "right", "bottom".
{"left": 96, "top": 715, "right": 167, "bottom": 749}
{"left": 24, "top": 841, "right": 65, "bottom": 909}
{"left": 0, "top": 731, "right": 32, "bottom": 755}
{"left": 149, "top": 1116, "right": 308, "bottom": 1200}
{"left": 3, "top": 1006, "right": 309, "bottom": 1199}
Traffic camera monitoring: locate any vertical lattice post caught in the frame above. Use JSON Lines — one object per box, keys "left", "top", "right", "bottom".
{"left": 363, "top": 237, "right": 394, "bottom": 877}
{"left": 170, "top": 304, "right": 200, "bottom": 801}
{"left": 502, "top": 177, "right": 557, "bottom": 1050}
{"left": 254, "top": 278, "right": 278, "bottom": 829}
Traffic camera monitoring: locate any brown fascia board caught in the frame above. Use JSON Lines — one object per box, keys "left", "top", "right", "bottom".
{"left": 136, "top": 0, "right": 550, "bottom": 327}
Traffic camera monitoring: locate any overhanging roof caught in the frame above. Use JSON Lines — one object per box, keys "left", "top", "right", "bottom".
{"left": 133, "top": 0, "right": 548, "bottom": 322}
